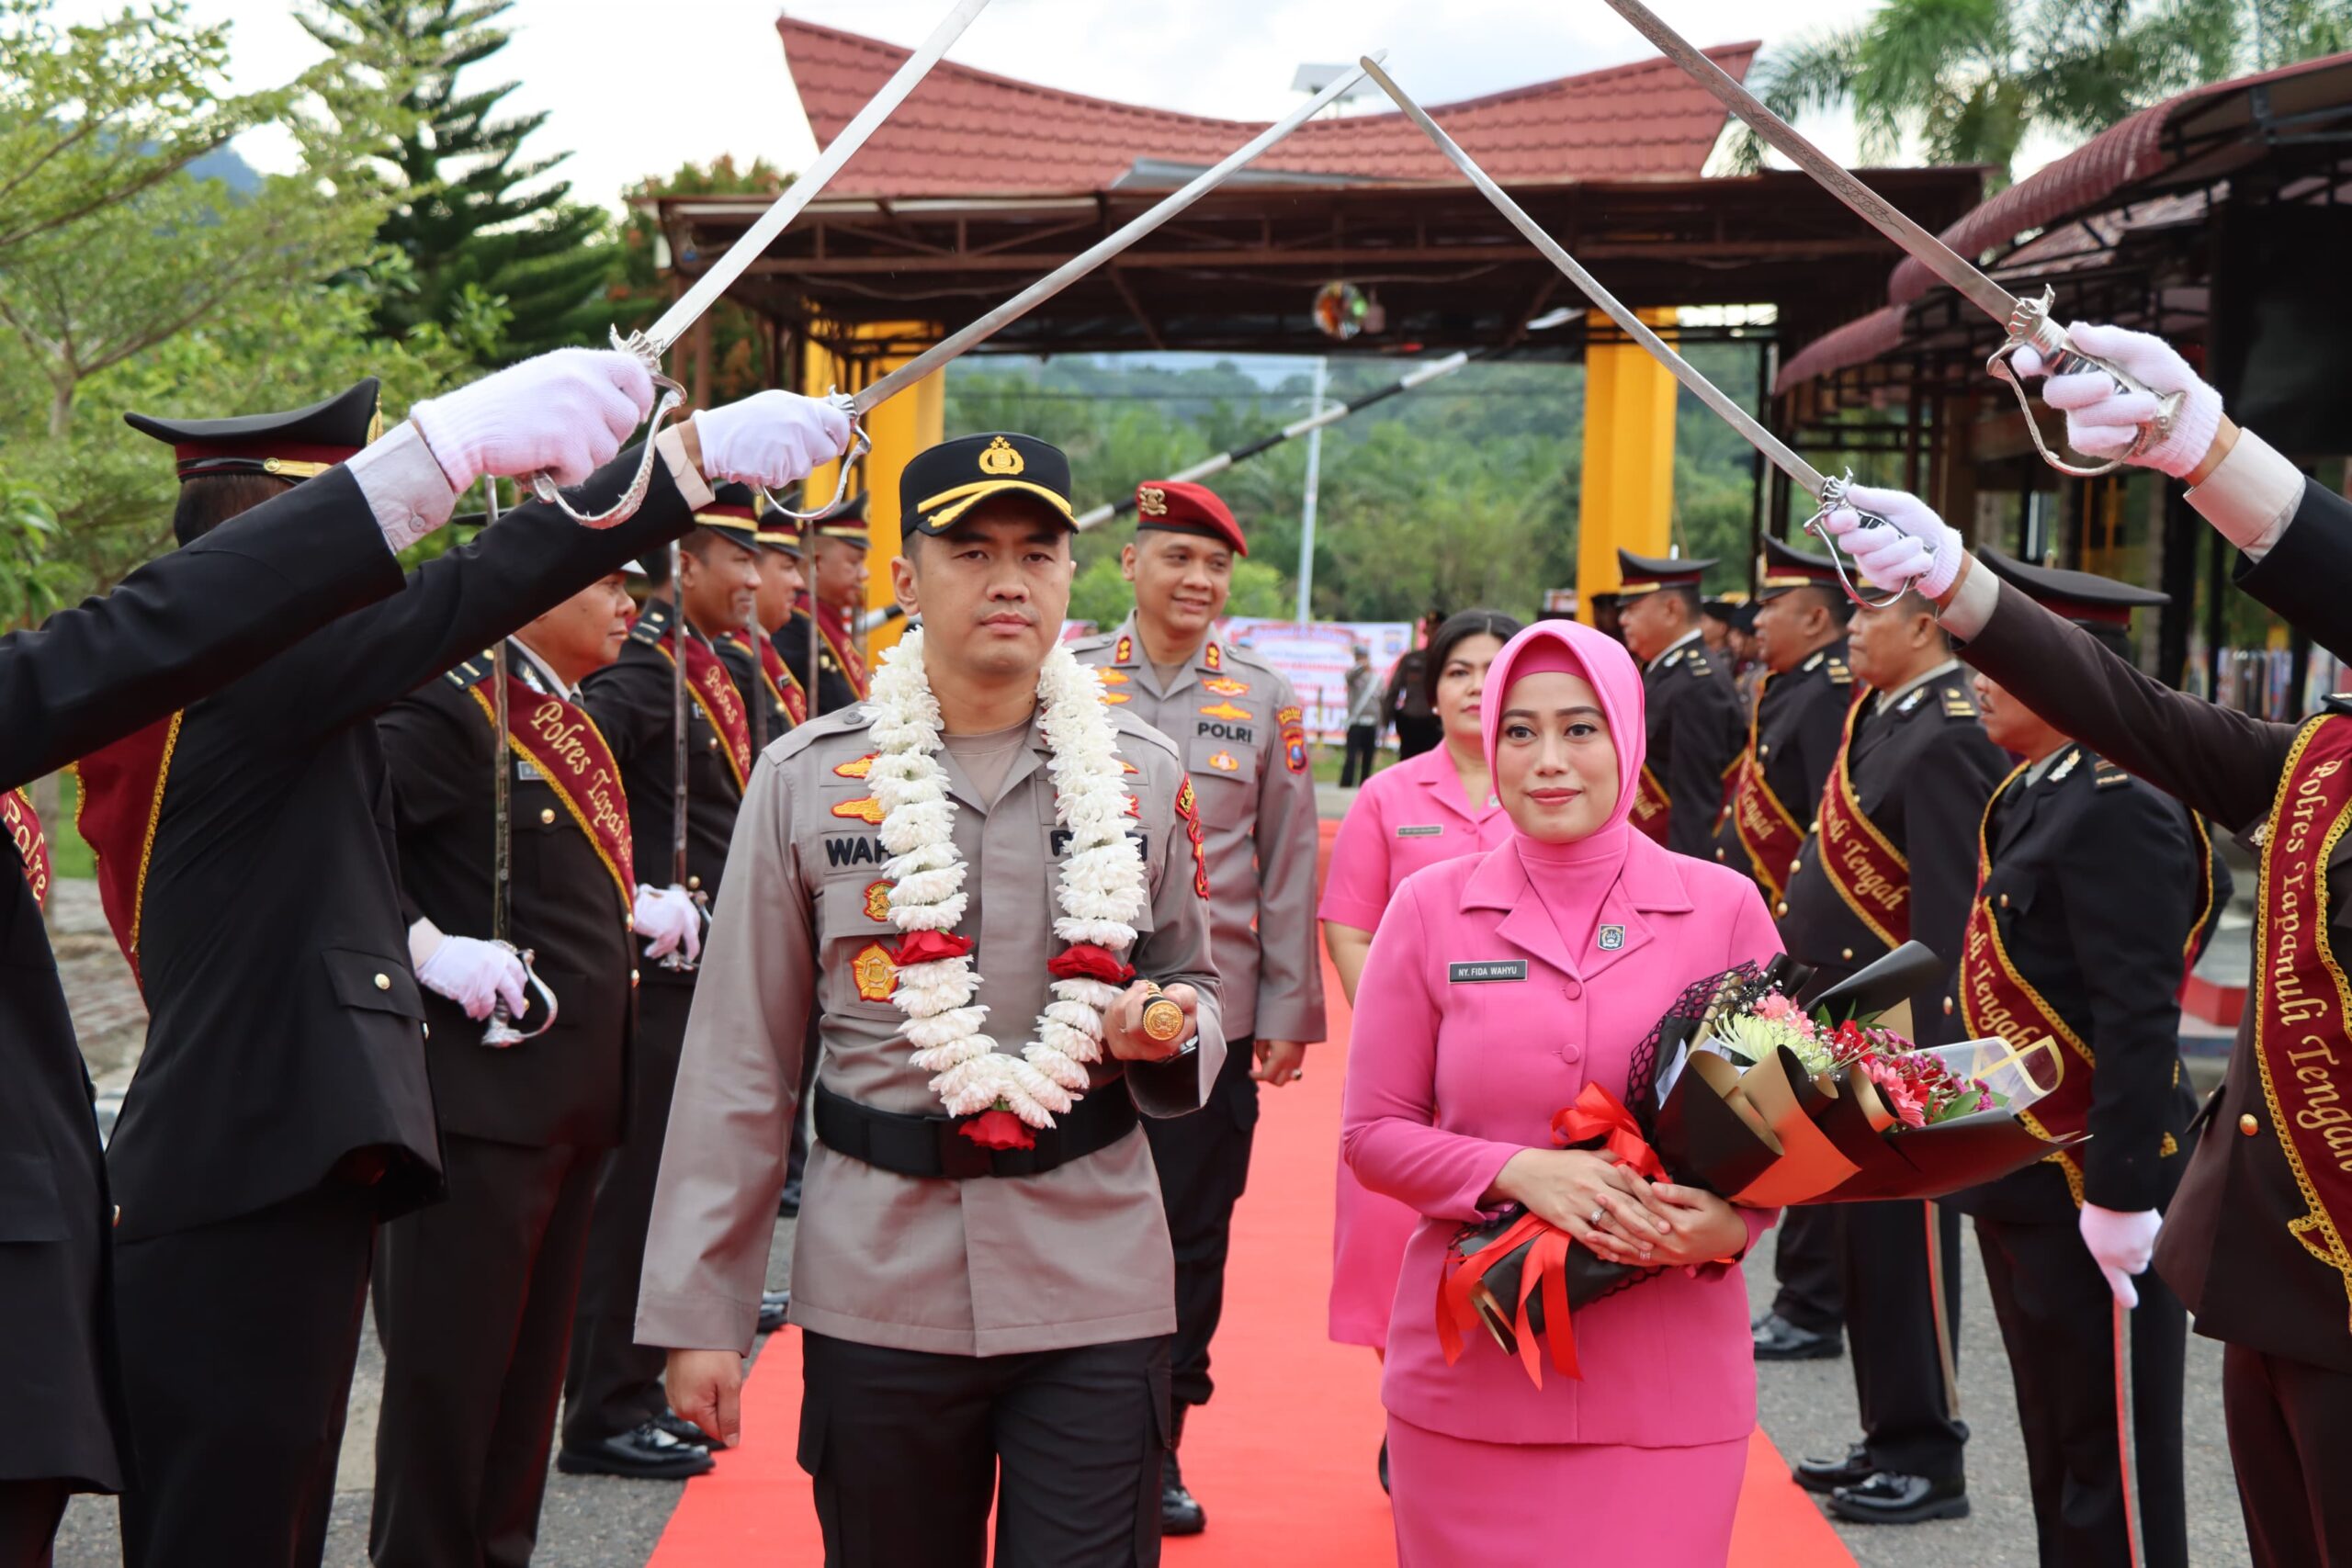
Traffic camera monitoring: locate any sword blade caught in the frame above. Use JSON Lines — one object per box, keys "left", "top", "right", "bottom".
{"left": 669, "top": 543, "right": 690, "bottom": 892}
{"left": 644, "top": 0, "right": 994, "bottom": 354}
{"left": 853, "top": 56, "right": 1384, "bottom": 414}
{"left": 1361, "top": 57, "right": 1826, "bottom": 499}
{"left": 1596, "top": 0, "right": 2017, "bottom": 326}
{"left": 486, "top": 479, "right": 512, "bottom": 949}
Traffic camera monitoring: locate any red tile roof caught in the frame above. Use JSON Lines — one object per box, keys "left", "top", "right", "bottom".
{"left": 778, "top": 17, "right": 1758, "bottom": 197}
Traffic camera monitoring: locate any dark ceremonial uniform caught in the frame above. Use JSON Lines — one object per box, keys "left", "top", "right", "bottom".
{"left": 1070, "top": 479, "right": 1327, "bottom": 1533}
{"left": 2226, "top": 462, "right": 2352, "bottom": 666}
{"left": 1619, "top": 550, "right": 1741, "bottom": 859}
{"left": 638, "top": 434, "right": 1224, "bottom": 1568}
{"left": 0, "top": 396, "right": 413, "bottom": 1552}
{"left": 780, "top": 494, "right": 871, "bottom": 716}
{"left": 561, "top": 596, "right": 752, "bottom": 1464}
{"left": 370, "top": 637, "right": 639, "bottom": 1565}
{"left": 1946, "top": 558, "right": 2352, "bottom": 1568}
{"left": 1719, "top": 540, "right": 1859, "bottom": 1349}
{"left": 86, "top": 402, "right": 704, "bottom": 1567}
{"left": 1780, "top": 656, "right": 2007, "bottom": 1512}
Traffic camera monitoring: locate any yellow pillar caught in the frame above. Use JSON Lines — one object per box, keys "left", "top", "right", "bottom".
{"left": 801, "top": 320, "right": 944, "bottom": 660}
{"left": 1575, "top": 307, "right": 1679, "bottom": 622}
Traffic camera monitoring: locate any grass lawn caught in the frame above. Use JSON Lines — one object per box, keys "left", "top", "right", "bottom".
{"left": 47, "top": 773, "right": 95, "bottom": 880}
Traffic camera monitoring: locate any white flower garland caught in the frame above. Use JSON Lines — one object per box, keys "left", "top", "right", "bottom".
{"left": 866, "top": 626, "right": 1148, "bottom": 1127}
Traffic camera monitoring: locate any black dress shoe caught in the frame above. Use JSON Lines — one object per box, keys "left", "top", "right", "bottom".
{"left": 1377, "top": 1437, "right": 1389, "bottom": 1495}
{"left": 1161, "top": 1450, "right": 1205, "bottom": 1536}
{"left": 757, "top": 1290, "right": 790, "bottom": 1335}
{"left": 1753, "top": 1311, "right": 1844, "bottom": 1361}
{"left": 1792, "top": 1441, "right": 1872, "bottom": 1495}
{"left": 1827, "top": 1472, "right": 1969, "bottom": 1525}
{"left": 652, "top": 1409, "right": 717, "bottom": 1450}
{"left": 555, "top": 1422, "right": 716, "bottom": 1480}
{"left": 777, "top": 1182, "right": 802, "bottom": 1218}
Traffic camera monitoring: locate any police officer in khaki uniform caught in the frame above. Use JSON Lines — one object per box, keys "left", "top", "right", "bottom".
{"left": 642, "top": 432, "right": 1224, "bottom": 1568}
{"left": 1069, "top": 479, "right": 1327, "bottom": 1535}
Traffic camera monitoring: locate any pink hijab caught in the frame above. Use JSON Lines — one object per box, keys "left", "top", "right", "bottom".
{"left": 1479, "top": 618, "right": 1649, "bottom": 840}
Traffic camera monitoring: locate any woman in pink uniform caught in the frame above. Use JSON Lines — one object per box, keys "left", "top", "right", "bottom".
{"left": 1343, "top": 619, "right": 1780, "bottom": 1565}
{"left": 1322, "top": 610, "right": 1519, "bottom": 1364}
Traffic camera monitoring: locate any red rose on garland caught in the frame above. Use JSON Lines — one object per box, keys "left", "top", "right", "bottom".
{"left": 896, "top": 930, "right": 975, "bottom": 966}
{"left": 1047, "top": 942, "right": 1136, "bottom": 987}
{"left": 959, "top": 1106, "right": 1036, "bottom": 1151}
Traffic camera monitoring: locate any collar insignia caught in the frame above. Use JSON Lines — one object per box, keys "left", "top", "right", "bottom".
{"left": 1204, "top": 641, "right": 1223, "bottom": 671}
{"left": 1114, "top": 635, "right": 1134, "bottom": 665}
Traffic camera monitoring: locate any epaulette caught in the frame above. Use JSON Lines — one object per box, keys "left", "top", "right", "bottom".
{"left": 2095, "top": 767, "right": 2132, "bottom": 791}
{"left": 1939, "top": 684, "right": 1977, "bottom": 719}
{"left": 1825, "top": 658, "right": 1852, "bottom": 687}
{"left": 771, "top": 704, "right": 874, "bottom": 767}
{"left": 1685, "top": 656, "right": 1714, "bottom": 678}
{"left": 443, "top": 649, "right": 492, "bottom": 690}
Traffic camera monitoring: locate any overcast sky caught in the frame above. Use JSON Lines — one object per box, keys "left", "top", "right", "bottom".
{"left": 56, "top": 0, "right": 1894, "bottom": 210}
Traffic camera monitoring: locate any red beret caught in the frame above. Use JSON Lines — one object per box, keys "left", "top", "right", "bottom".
{"left": 1135, "top": 479, "right": 1246, "bottom": 556}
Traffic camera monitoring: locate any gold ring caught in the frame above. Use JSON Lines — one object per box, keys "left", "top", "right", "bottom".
{"left": 1142, "top": 997, "right": 1186, "bottom": 1043}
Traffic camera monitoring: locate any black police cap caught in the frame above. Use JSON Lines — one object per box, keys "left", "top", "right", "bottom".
{"left": 1615, "top": 548, "right": 1713, "bottom": 597}
{"left": 1756, "top": 534, "right": 1841, "bottom": 601}
{"left": 693, "top": 481, "right": 762, "bottom": 549}
{"left": 127, "top": 378, "right": 381, "bottom": 482}
{"left": 1978, "top": 547, "right": 2167, "bottom": 628}
{"left": 899, "top": 434, "right": 1073, "bottom": 536}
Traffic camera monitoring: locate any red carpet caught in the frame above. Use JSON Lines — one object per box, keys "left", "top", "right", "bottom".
{"left": 650, "top": 819, "right": 1852, "bottom": 1565}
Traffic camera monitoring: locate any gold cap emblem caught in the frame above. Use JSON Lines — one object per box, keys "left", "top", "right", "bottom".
{"left": 978, "top": 436, "right": 1024, "bottom": 477}
{"left": 1137, "top": 485, "right": 1169, "bottom": 517}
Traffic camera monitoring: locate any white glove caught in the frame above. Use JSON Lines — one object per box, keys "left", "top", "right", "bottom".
{"left": 691, "top": 390, "right": 854, "bottom": 491}
{"left": 2011, "top": 322, "right": 2224, "bottom": 480}
{"left": 414, "top": 934, "right": 530, "bottom": 1022}
{"left": 410, "top": 347, "right": 657, "bottom": 492}
{"left": 634, "top": 883, "right": 703, "bottom": 963}
{"left": 2079, "top": 1202, "right": 2163, "bottom": 1309}
{"left": 1819, "top": 483, "right": 1966, "bottom": 599}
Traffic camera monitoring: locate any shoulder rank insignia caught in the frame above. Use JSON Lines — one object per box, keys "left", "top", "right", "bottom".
{"left": 834, "top": 753, "right": 876, "bottom": 780}
{"left": 1208, "top": 750, "right": 1239, "bottom": 772}
{"left": 1826, "top": 660, "right": 1852, "bottom": 686}
{"left": 1114, "top": 635, "right": 1134, "bottom": 665}
{"left": 831, "top": 796, "right": 885, "bottom": 825}
{"left": 1204, "top": 641, "right": 1223, "bottom": 671}
{"left": 852, "top": 942, "right": 898, "bottom": 1002}
{"left": 1204, "top": 676, "right": 1250, "bottom": 697}
{"left": 2095, "top": 768, "right": 2132, "bottom": 790}
{"left": 1198, "top": 700, "right": 1252, "bottom": 722}
{"left": 863, "top": 881, "right": 893, "bottom": 921}
{"left": 1099, "top": 668, "right": 1132, "bottom": 686}
{"left": 1940, "top": 685, "right": 1977, "bottom": 717}
{"left": 2049, "top": 749, "right": 2082, "bottom": 784}
{"left": 1687, "top": 658, "right": 1713, "bottom": 677}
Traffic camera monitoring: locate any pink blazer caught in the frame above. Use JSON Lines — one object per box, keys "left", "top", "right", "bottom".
{"left": 1341, "top": 831, "right": 1781, "bottom": 1448}
{"left": 1318, "top": 746, "right": 1512, "bottom": 931}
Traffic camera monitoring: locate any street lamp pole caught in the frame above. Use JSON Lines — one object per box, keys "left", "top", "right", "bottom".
{"left": 1295, "top": 355, "right": 1327, "bottom": 624}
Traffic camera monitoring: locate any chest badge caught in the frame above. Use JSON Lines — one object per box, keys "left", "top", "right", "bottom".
{"left": 852, "top": 942, "right": 899, "bottom": 1002}
{"left": 1198, "top": 700, "right": 1251, "bottom": 722}
{"left": 831, "top": 796, "right": 885, "bottom": 825}
{"left": 1099, "top": 668, "right": 1132, "bottom": 686}
{"left": 1204, "top": 676, "right": 1250, "bottom": 697}
{"left": 833, "top": 752, "right": 876, "bottom": 780}
{"left": 1101, "top": 691, "right": 1131, "bottom": 705}
{"left": 863, "top": 881, "right": 893, "bottom": 922}
{"left": 1209, "top": 750, "right": 1239, "bottom": 773}
{"left": 1598, "top": 924, "right": 1626, "bottom": 951}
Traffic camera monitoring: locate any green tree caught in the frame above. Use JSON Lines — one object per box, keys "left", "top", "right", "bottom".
{"left": 301, "top": 0, "right": 616, "bottom": 360}
{"left": 1729, "top": 0, "right": 2322, "bottom": 183}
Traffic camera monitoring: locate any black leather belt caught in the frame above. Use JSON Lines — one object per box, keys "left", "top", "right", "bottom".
{"left": 813, "top": 1080, "right": 1139, "bottom": 1179}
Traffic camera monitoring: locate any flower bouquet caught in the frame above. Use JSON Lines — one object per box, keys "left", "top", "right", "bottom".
{"left": 1439, "top": 942, "right": 2071, "bottom": 1385}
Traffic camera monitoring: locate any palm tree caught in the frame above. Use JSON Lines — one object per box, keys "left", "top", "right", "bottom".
{"left": 1735, "top": 0, "right": 2350, "bottom": 185}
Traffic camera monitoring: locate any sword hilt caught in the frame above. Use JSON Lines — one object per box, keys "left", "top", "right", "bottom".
{"left": 656, "top": 890, "right": 710, "bottom": 974}
{"left": 1989, "top": 288, "right": 2186, "bottom": 479}
{"left": 526, "top": 328, "right": 689, "bottom": 529}
{"left": 761, "top": 390, "right": 869, "bottom": 522}
{"left": 481, "top": 942, "right": 560, "bottom": 1048}
{"left": 1806, "top": 471, "right": 1926, "bottom": 611}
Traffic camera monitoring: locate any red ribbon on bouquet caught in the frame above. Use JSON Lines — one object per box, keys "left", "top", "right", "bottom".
{"left": 1551, "top": 1083, "right": 1668, "bottom": 1179}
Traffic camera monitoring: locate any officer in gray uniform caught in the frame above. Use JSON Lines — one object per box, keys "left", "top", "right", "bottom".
{"left": 640, "top": 433, "right": 1225, "bottom": 1568}
{"left": 1069, "top": 479, "right": 1327, "bottom": 1535}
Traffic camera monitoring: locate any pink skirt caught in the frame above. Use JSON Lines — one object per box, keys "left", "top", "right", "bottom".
{"left": 1329, "top": 1144, "right": 1422, "bottom": 1348}
{"left": 1386, "top": 1416, "right": 1747, "bottom": 1567}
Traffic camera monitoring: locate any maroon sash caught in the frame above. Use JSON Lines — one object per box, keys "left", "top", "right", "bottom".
{"left": 641, "top": 620, "right": 755, "bottom": 793}
{"left": 2252, "top": 717, "right": 2352, "bottom": 1327}
{"left": 1815, "top": 693, "right": 1909, "bottom": 949}
{"left": 1632, "top": 763, "right": 1671, "bottom": 845}
{"left": 816, "top": 602, "right": 868, "bottom": 699}
{"left": 74, "top": 713, "right": 181, "bottom": 980}
{"left": 6, "top": 787, "right": 51, "bottom": 912}
{"left": 729, "top": 631, "right": 808, "bottom": 728}
{"left": 465, "top": 677, "right": 635, "bottom": 907}
{"left": 1725, "top": 674, "right": 1805, "bottom": 900}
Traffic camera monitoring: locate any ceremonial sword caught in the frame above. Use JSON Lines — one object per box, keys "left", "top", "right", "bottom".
{"left": 481, "top": 479, "right": 560, "bottom": 1046}
{"left": 527, "top": 0, "right": 997, "bottom": 528}
{"left": 1593, "top": 0, "right": 2182, "bottom": 480}
{"left": 1360, "top": 58, "right": 1916, "bottom": 608}
{"left": 766, "top": 55, "right": 1388, "bottom": 525}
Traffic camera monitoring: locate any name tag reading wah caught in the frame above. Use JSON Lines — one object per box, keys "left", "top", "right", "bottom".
{"left": 1448, "top": 960, "right": 1528, "bottom": 984}
{"left": 1396, "top": 824, "right": 1443, "bottom": 838}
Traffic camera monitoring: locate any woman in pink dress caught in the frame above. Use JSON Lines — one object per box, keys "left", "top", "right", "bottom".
{"left": 1343, "top": 619, "right": 1780, "bottom": 1566}
{"left": 1321, "top": 611, "right": 1520, "bottom": 1360}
